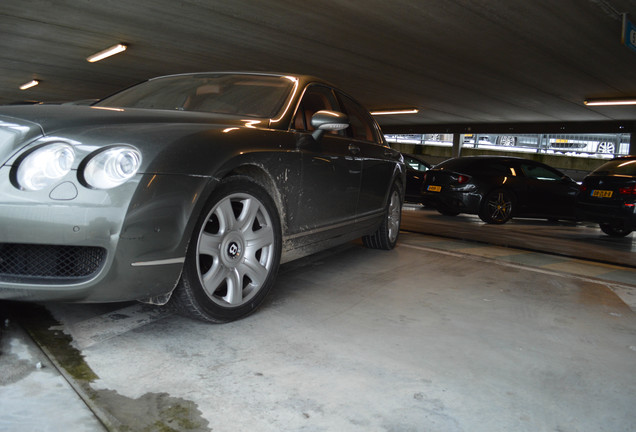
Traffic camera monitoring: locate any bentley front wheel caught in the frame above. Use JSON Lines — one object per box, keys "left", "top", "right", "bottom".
{"left": 172, "top": 177, "right": 281, "bottom": 323}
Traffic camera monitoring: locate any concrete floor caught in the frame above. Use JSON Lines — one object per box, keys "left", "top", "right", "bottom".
{"left": 0, "top": 320, "right": 107, "bottom": 431}
{"left": 1, "top": 227, "right": 635, "bottom": 432}
{"left": 401, "top": 205, "right": 636, "bottom": 267}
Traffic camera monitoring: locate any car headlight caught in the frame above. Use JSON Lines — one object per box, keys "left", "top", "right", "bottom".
{"left": 15, "top": 143, "right": 75, "bottom": 191}
{"left": 82, "top": 146, "right": 142, "bottom": 189}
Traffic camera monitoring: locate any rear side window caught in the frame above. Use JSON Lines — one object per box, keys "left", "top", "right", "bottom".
{"left": 480, "top": 162, "right": 514, "bottom": 176}
{"left": 592, "top": 159, "right": 636, "bottom": 176}
{"left": 520, "top": 163, "right": 563, "bottom": 181}
{"left": 437, "top": 158, "right": 509, "bottom": 176}
{"left": 404, "top": 156, "right": 429, "bottom": 171}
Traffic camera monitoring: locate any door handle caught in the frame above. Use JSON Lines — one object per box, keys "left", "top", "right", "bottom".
{"left": 348, "top": 144, "right": 360, "bottom": 155}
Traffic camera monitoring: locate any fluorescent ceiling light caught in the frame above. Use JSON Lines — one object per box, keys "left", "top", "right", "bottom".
{"left": 87, "top": 43, "right": 128, "bottom": 63}
{"left": 583, "top": 98, "right": 636, "bottom": 106}
{"left": 19, "top": 80, "right": 40, "bottom": 90}
{"left": 370, "top": 108, "right": 419, "bottom": 116}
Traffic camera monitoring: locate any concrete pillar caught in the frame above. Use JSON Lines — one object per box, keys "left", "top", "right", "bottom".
{"left": 452, "top": 134, "right": 463, "bottom": 157}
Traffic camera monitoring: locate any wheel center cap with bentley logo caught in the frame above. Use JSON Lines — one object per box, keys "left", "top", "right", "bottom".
{"left": 227, "top": 242, "right": 241, "bottom": 260}
{"left": 220, "top": 232, "right": 244, "bottom": 267}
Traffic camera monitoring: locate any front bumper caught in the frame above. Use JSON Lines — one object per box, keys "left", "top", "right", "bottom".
{"left": 0, "top": 169, "right": 212, "bottom": 302}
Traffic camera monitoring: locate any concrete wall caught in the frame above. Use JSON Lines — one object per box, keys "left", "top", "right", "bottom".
{"left": 393, "top": 142, "right": 612, "bottom": 181}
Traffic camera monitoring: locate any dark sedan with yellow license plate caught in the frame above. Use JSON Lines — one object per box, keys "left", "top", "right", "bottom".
{"left": 420, "top": 156, "right": 579, "bottom": 224}
{"left": 576, "top": 156, "right": 636, "bottom": 237}
{"left": 0, "top": 72, "right": 405, "bottom": 323}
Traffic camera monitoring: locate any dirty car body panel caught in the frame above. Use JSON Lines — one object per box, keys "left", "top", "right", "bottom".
{"left": 0, "top": 72, "right": 404, "bottom": 322}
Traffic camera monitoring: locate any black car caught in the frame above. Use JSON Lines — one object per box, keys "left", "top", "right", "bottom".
{"left": 576, "top": 156, "right": 636, "bottom": 237}
{"left": 420, "top": 156, "right": 579, "bottom": 224}
{"left": 402, "top": 153, "right": 431, "bottom": 203}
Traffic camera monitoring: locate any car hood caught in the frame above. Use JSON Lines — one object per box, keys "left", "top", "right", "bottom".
{"left": 0, "top": 104, "right": 267, "bottom": 163}
{"left": 0, "top": 104, "right": 262, "bottom": 132}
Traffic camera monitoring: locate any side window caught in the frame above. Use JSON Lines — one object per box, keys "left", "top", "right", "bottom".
{"left": 478, "top": 162, "right": 511, "bottom": 176}
{"left": 292, "top": 85, "right": 337, "bottom": 132}
{"left": 520, "top": 163, "right": 562, "bottom": 181}
{"left": 336, "top": 92, "right": 380, "bottom": 143}
{"left": 404, "top": 156, "right": 428, "bottom": 171}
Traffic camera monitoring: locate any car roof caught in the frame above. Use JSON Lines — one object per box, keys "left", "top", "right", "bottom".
{"left": 451, "top": 156, "right": 528, "bottom": 162}
{"left": 435, "top": 155, "right": 558, "bottom": 174}
{"left": 438, "top": 155, "right": 534, "bottom": 167}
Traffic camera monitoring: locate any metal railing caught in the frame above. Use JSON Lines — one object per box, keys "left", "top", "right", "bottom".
{"left": 385, "top": 133, "right": 631, "bottom": 158}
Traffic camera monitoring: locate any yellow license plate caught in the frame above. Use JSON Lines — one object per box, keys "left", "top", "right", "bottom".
{"left": 592, "top": 189, "right": 613, "bottom": 198}
{"left": 427, "top": 185, "right": 442, "bottom": 192}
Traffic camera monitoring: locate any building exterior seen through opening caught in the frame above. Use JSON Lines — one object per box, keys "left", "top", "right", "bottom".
{"left": 386, "top": 133, "right": 632, "bottom": 159}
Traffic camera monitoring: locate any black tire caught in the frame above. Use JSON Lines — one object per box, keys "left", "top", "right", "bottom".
{"left": 171, "top": 177, "right": 282, "bottom": 323}
{"left": 362, "top": 183, "right": 402, "bottom": 250}
{"left": 478, "top": 189, "right": 514, "bottom": 224}
{"left": 437, "top": 206, "right": 460, "bottom": 216}
{"left": 599, "top": 222, "right": 632, "bottom": 237}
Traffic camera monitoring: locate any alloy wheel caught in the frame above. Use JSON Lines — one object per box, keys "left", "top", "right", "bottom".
{"left": 480, "top": 190, "right": 513, "bottom": 224}
{"left": 597, "top": 142, "right": 615, "bottom": 154}
{"left": 387, "top": 189, "right": 401, "bottom": 243}
{"left": 196, "top": 192, "right": 276, "bottom": 307}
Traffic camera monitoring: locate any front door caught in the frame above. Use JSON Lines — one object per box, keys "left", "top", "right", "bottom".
{"left": 292, "top": 85, "right": 361, "bottom": 231}
{"left": 519, "top": 162, "right": 578, "bottom": 218}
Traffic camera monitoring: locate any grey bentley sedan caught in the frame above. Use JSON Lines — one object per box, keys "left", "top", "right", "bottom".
{"left": 0, "top": 72, "right": 405, "bottom": 322}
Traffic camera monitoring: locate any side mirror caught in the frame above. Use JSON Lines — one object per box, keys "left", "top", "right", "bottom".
{"left": 310, "top": 110, "right": 349, "bottom": 141}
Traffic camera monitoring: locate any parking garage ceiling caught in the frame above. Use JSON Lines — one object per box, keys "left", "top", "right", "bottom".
{"left": 2, "top": 0, "right": 636, "bottom": 132}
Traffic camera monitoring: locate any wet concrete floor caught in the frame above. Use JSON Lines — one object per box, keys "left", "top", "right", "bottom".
{"left": 1, "top": 218, "right": 635, "bottom": 431}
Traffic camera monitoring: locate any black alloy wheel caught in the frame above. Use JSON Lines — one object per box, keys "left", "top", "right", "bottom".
{"left": 479, "top": 189, "right": 514, "bottom": 224}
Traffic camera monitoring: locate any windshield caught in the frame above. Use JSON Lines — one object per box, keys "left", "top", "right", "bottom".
{"left": 592, "top": 158, "right": 636, "bottom": 176}
{"left": 95, "top": 73, "right": 295, "bottom": 118}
